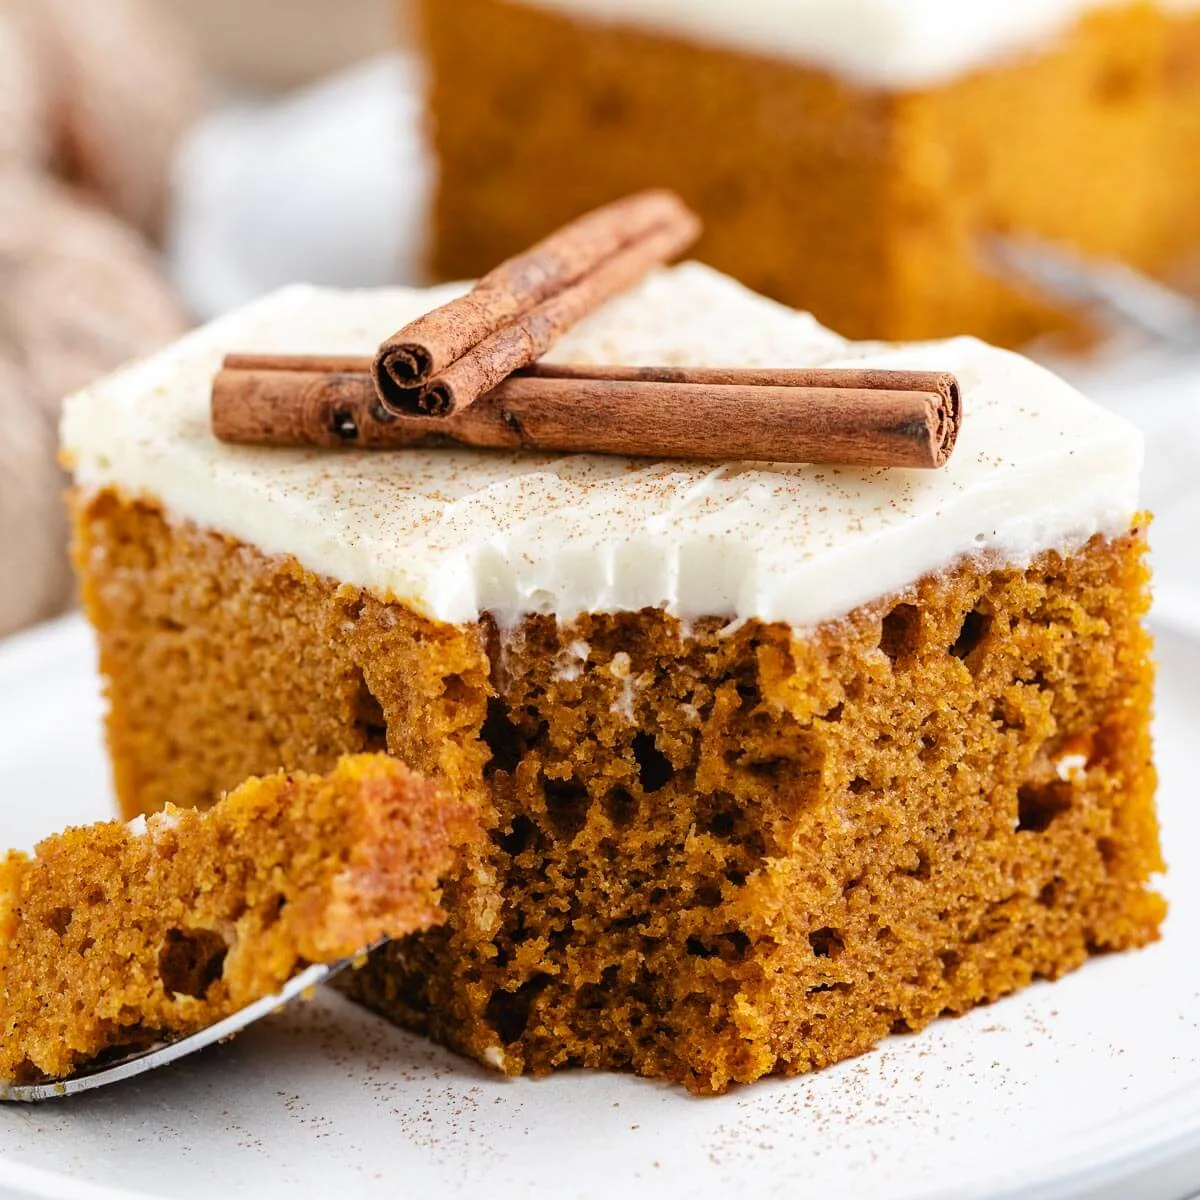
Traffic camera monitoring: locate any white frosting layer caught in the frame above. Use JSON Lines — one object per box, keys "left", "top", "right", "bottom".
{"left": 512, "top": 0, "right": 1200, "bottom": 88}
{"left": 61, "top": 263, "right": 1142, "bottom": 630}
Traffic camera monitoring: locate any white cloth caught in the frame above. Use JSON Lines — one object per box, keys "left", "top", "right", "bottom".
{"left": 167, "top": 53, "right": 431, "bottom": 321}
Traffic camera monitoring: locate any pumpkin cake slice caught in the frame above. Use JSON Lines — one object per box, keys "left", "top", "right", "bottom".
{"left": 418, "top": 0, "right": 1200, "bottom": 347}
{"left": 0, "top": 754, "right": 475, "bottom": 1085}
{"left": 61, "top": 263, "right": 1163, "bottom": 1094}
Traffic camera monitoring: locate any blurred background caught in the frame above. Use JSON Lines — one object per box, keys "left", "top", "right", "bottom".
{"left": 0, "top": 0, "right": 424, "bottom": 639}
{"left": 0, "top": 0, "right": 1198, "bottom": 642}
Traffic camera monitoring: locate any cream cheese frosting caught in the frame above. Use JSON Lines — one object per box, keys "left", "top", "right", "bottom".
{"left": 61, "top": 263, "right": 1143, "bottom": 629}
{"left": 511, "top": 0, "right": 1200, "bottom": 88}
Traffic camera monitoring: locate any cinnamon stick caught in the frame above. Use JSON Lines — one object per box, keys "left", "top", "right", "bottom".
{"left": 370, "top": 190, "right": 701, "bottom": 419}
{"left": 228, "top": 354, "right": 960, "bottom": 407}
{"left": 212, "top": 360, "right": 961, "bottom": 469}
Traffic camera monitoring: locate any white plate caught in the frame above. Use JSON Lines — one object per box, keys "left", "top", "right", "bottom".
{"left": 0, "top": 615, "right": 1198, "bottom": 1200}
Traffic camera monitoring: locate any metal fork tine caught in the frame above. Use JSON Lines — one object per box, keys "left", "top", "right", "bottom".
{"left": 983, "top": 235, "right": 1200, "bottom": 347}
{"left": 0, "top": 942, "right": 383, "bottom": 1102}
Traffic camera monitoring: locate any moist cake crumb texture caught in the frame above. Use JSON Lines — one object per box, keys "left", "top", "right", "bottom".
{"left": 0, "top": 755, "right": 475, "bottom": 1084}
{"left": 73, "top": 497, "right": 1161, "bottom": 1094}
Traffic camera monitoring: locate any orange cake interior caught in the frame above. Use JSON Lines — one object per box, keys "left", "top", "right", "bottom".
{"left": 71, "top": 497, "right": 1162, "bottom": 1093}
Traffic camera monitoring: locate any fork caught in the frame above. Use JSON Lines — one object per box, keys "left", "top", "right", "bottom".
{"left": 0, "top": 946, "right": 378, "bottom": 1103}
{"left": 984, "top": 235, "right": 1200, "bottom": 348}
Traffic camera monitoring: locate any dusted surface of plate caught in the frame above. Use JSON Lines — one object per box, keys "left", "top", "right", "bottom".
{"left": 0, "top": 615, "right": 1197, "bottom": 1200}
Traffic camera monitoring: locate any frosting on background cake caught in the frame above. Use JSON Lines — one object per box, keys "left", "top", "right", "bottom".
{"left": 61, "top": 263, "right": 1141, "bottom": 628}
{"left": 510, "top": 0, "right": 1200, "bottom": 87}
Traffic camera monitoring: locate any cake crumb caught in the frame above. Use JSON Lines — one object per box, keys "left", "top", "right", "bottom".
{"left": 148, "top": 807, "right": 180, "bottom": 833}
{"left": 1054, "top": 752, "right": 1088, "bottom": 782}
{"left": 609, "top": 651, "right": 637, "bottom": 721}
{"left": 554, "top": 639, "right": 591, "bottom": 683}
{"left": 0, "top": 755, "right": 472, "bottom": 1084}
